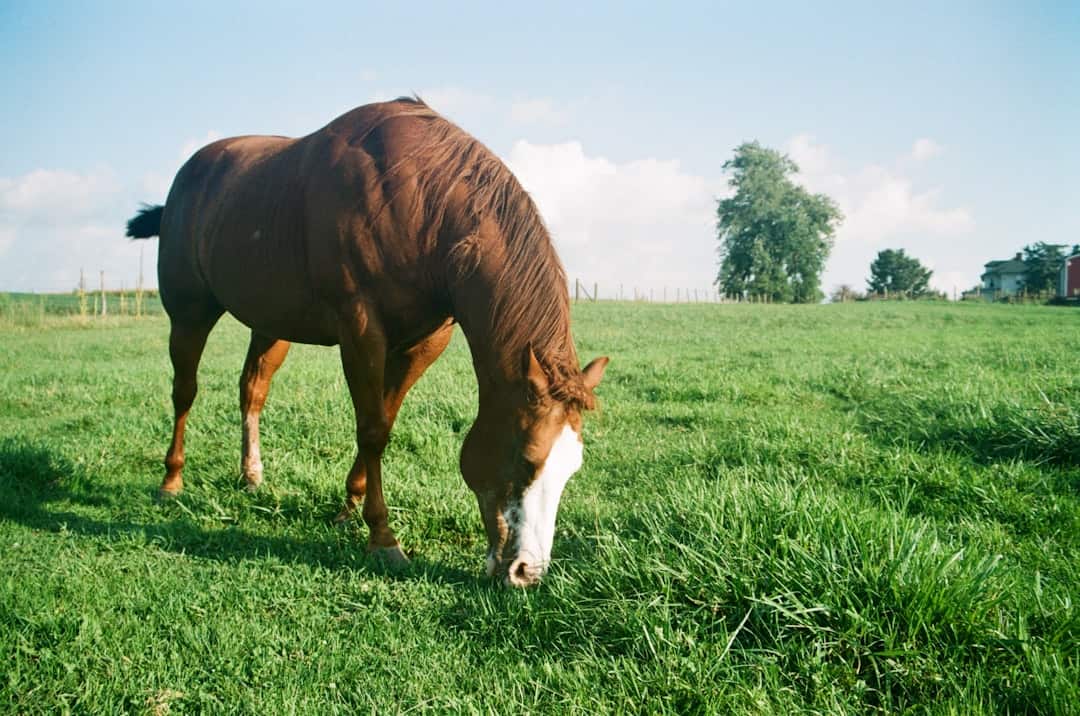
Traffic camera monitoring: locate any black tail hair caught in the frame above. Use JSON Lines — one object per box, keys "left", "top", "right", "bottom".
{"left": 126, "top": 204, "right": 164, "bottom": 239}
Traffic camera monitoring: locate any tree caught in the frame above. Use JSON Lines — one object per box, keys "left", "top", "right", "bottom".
{"left": 830, "top": 284, "right": 863, "bottom": 303}
{"left": 867, "top": 249, "right": 933, "bottom": 297}
{"left": 715, "top": 142, "right": 842, "bottom": 303}
{"left": 1022, "top": 242, "right": 1070, "bottom": 294}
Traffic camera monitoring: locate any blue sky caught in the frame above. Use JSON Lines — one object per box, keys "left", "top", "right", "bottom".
{"left": 2, "top": 1, "right": 1077, "bottom": 296}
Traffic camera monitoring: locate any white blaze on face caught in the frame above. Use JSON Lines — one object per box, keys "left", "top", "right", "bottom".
{"left": 503, "top": 424, "right": 583, "bottom": 573}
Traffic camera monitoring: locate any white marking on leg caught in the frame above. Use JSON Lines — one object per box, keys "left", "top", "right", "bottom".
{"left": 242, "top": 414, "right": 263, "bottom": 482}
{"left": 513, "top": 424, "right": 582, "bottom": 574}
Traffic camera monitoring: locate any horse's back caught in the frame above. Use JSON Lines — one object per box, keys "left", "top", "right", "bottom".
{"left": 157, "top": 99, "right": 458, "bottom": 346}
{"left": 160, "top": 134, "right": 343, "bottom": 343}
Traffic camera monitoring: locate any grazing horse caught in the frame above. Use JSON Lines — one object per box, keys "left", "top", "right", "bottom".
{"left": 126, "top": 98, "right": 607, "bottom": 586}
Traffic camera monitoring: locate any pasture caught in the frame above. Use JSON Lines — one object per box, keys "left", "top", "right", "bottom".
{"left": 0, "top": 299, "right": 1077, "bottom": 713}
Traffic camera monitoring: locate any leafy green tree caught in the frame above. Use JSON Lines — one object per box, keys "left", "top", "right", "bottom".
{"left": 867, "top": 249, "right": 934, "bottom": 297}
{"left": 1022, "top": 242, "right": 1071, "bottom": 294}
{"left": 715, "top": 142, "right": 842, "bottom": 303}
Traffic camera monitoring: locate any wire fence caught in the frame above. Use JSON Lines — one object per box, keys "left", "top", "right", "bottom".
{"left": 0, "top": 266, "right": 165, "bottom": 327}
{"left": 3, "top": 273, "right": 1068, "bottom": 329}
{"left": 571, "top": 279, "right": 784, "bottom": 304}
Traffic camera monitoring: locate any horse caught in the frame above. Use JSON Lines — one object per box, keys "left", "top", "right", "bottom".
{"left": 126, "top": 98, "right": 608, "bottom": 587}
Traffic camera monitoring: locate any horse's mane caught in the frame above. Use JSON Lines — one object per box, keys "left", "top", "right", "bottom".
{"left": 343, "top": 97, "right": 592, "bottom": 409}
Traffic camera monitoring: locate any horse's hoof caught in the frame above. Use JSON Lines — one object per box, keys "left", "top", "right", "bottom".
{"left": 242, "top": 477, "right": 262, "bottom": 493}
{"left": 368, "top": 544, "right": 409, "bottom": 567}
{"left": 157, "top": 486, "right": 182, "bottom": 501}
{"left": 333, "top": 509, "right": 355, "bottom": 527}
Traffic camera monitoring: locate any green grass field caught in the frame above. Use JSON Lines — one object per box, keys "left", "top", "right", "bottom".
{"left": 1, "top": 300, "right": 1077, "bottom": 714}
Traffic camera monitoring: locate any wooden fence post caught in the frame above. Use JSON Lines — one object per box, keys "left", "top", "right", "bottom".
{"left": 137, "top": 245, "right": 145, "bottom": 317}
{"left": 78, "top": 268, "right": 87, "bottom": 319}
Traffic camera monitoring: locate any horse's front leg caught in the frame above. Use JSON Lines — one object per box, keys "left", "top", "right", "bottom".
{"left": 238, "top": 332, "right": 290, "bottom": 491}
{"left": 333, "top": 304, "right": 406, "bottom": 564}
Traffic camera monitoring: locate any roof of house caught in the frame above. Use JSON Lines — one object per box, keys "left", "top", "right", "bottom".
{"left": 982, "top": 259, "right": 1026, "bottom": 274}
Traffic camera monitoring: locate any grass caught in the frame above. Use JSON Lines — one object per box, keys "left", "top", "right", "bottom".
{"left": 0, "top": 299, "right": 1077, "bottom": 713}
{"left": 0, "top": 291, "right": 163, "bottom": 328}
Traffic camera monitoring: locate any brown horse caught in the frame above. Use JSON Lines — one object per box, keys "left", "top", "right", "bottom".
{"left": 126, "top": 98, "right": 607, "bottom": 586}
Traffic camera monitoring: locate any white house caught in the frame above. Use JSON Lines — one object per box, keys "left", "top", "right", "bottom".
{"left": 980, "top": 253, "right": 1026, "bottom": 297}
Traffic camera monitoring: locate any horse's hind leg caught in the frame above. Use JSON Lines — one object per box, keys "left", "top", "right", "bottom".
{"left": 239, "top": 333, "right": 291, "bottom": 491}
{"left": 161, "top": 307, "right": 223, "bottom": 497}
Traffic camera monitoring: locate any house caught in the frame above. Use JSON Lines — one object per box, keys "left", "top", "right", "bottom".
{"left": 1061, "top": 253, "right": 1080, "bottom": 298}
{"left": 979, "top": 253, "right": 1026, "bottom": 297}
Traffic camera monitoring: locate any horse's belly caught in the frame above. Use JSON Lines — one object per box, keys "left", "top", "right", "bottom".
{"left": 205, "top": 236, "right": 339, "bottom": 345}
{"left": 229, "top": 301, "right": 339, "bottom": 345}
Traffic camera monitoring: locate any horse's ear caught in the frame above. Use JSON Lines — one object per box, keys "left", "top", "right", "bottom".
{"left": 523, "top": 344, "right": 548, "bottom": 399}
{"left": 582, "top": 356, "right": 609, "bottom": 391}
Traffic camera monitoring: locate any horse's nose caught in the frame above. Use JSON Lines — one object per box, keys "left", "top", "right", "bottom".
{"left": 505, "top": 557, "right": 542, "bottom": 588}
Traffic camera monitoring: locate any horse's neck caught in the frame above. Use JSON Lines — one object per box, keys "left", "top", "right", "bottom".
{"left": 452, "top": 268, "right": 523, "bottom": 397}
{"left": 450, "top": 259, "right": 572, "bottom": 403}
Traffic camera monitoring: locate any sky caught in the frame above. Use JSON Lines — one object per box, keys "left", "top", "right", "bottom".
{"left": 1, "top": 1, "right": 1078, "bottom": 298}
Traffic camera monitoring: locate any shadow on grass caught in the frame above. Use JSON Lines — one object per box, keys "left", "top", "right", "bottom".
{"left": 0, "top": 436, "right": 477, "bottom": 586}
{"left": 821, "top": 377, "right": 1080, "bottom": 474}
{"left": 869, "top": 415, "right": 1078, "bottom": 472}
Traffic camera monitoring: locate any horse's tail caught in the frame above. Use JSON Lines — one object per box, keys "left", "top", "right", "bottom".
{"left": 126, "top": 204, "right": 164, "bottom": 239}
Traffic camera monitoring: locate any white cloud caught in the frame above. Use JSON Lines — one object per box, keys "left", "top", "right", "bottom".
{"left": 789, "top": 135, "right": 973, "bottom": 245}
{"left": 911, "top": 137, "right": 942, "bottom": 162}
{"left": 787, "top": 135, "right": 978, "bottom": 296}
{"left": 840, "top": 166, "right": 975, "bottom": 243}
{"left": 929, "top": 269, "right": 976, "bottom": 297}
{"left": 788, "top": 133, "right": 831, "bottom": 177}
{"left": 0, "top": 166, "right": 157, "bottom": 292}
{"left": 506, "top": 140, "right": 722, "bottom": 297}
{"left": 0, "top": 167, "right": 121, "bottom": 220}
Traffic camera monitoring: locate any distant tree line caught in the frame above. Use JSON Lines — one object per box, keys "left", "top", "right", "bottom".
{"left": 712, "top": 140, "right": 1077, "bottom": 305}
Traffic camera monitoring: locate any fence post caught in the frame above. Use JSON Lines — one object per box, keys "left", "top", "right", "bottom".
{"left": 78, "top": 268, "right": 87, "bottom": 319}
{"left": 99, "top": 270, "right": 107, "bottom": 317}
{"left": 137, "top": 245, "right": 145, "bottom": 317}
